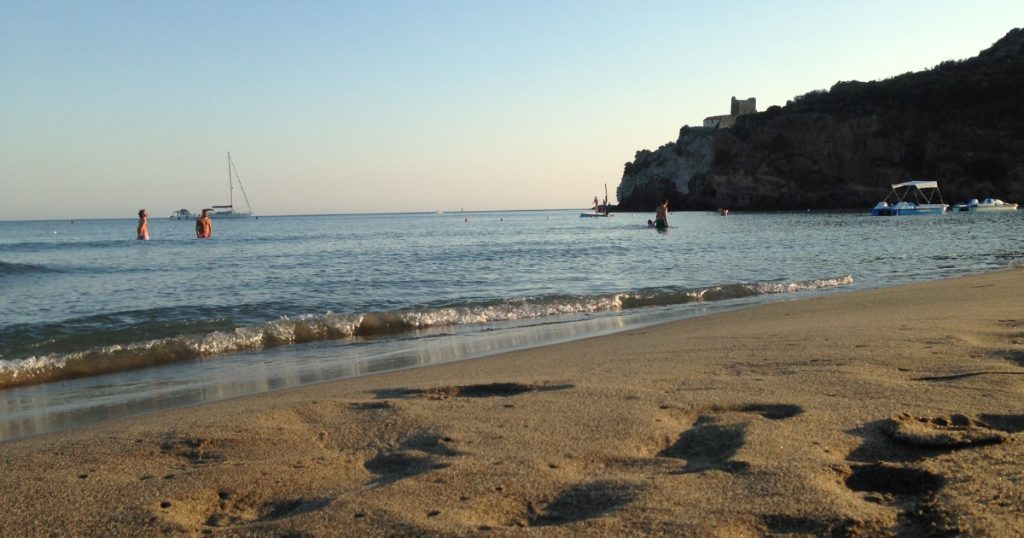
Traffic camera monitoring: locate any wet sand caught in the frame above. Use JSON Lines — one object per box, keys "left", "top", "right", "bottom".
{"left": 2, "top": 270, "right": 1022, "bottom": 537}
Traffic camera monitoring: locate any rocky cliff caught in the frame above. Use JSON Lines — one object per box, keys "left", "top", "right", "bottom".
{"left": 616, "top": 28, "right": 1024, "bottom": 211}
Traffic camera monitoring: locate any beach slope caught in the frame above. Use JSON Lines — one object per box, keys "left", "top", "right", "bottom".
{"left": 2, "top": 270, "right": 1022, "bottom": 536}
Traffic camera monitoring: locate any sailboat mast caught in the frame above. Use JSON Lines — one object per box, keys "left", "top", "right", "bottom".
{"left": 227, "top": 152, "right": 234, "bottom": 208}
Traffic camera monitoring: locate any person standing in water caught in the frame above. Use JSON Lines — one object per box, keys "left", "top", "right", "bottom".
{"left": 136, "top": 209, "right": 150, "bottom": 240}
{"left": 654, "top": 199, "right": 669, "bottom": 229}
{"left": 195, "top": 209, "right": 213, "bottom": 239}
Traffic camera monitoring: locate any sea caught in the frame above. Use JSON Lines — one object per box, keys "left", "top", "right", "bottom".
{"left": 1, "top": 209, "right": 1021, "bottom": 442}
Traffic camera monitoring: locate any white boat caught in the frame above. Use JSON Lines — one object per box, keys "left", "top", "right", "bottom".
{"left": 169, "top": 209, "right": 193, "bottom": 220}
{"left": 968, "top": 197, "right": 1018, "bottom": 212}
{"left": 209, "top": 152, "right": 253, "bottom": 219}
{"left": 871, "top": 180, "right": 948, "bottom": 216}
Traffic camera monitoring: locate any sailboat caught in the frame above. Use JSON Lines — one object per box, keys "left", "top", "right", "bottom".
{"left": 209, "top": 152, "right": 253, "bottom": 219}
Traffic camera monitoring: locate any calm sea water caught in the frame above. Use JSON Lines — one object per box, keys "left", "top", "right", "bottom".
{"left": 1, "top": 209, "right": 1021, "bottom": 441}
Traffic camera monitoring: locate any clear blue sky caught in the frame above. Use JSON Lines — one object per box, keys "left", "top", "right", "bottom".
{"left": 2, "top": 1, "right": 1020, "bottom": 219}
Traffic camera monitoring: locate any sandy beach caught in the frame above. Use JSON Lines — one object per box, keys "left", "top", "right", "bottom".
{"left": 2, "top": 270, "right": 1022, "bottom": 537}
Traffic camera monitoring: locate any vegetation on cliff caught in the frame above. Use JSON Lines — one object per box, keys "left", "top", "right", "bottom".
{"left": 617, "top": 28, "right": 1024, "bottom": 211}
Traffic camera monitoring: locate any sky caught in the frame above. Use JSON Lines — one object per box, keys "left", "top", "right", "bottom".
{"left": 1, "top": 1, "right": 1021, "bottom": 220}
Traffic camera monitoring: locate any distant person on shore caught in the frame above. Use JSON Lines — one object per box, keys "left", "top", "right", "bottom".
{"left": 654, "top": 199, "right": 669, "bottom": 229}
{"left": 196, "top": 209, "right": 213, "bottom": 239}
{"left": 593, "top": 196, "right": 600, "bottom": 212}
{"left": 136, "top": 209, "right": 149, "bottom": 240}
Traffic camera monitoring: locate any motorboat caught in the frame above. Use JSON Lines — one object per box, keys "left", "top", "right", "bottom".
{"left": 169, "top": 209, "right": 193, "bottom": 220}
{"left": 871, "top": 180, "right": 948, "bottom": 216}
{"left": 209, "top": 152, "right": 254, "bottom": 219}
{"left": 968, "top": 197, "right": 1018, "bottom": 212}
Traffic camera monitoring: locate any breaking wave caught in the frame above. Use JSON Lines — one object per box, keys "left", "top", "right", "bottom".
{"left": 0, "top": 275, "right": 853, "bottom": 389}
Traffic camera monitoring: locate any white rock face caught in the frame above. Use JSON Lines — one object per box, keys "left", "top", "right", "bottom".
{"left": 616, "top": 127, "right": 715, "bottom": 207}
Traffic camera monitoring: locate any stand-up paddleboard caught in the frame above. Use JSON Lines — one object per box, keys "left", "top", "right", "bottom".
{"left": 582, "top": 184, "right": 613, "bottom": 218}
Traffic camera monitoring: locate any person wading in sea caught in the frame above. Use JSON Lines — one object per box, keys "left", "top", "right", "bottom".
{"left": 195, "top": 209, "right": 213, "bottom": 239}
{"left": 136, "top": 209, "right": 149, "bottom": 240}
{"left": 654, "top": 199, "right": 669, "bottom": 229}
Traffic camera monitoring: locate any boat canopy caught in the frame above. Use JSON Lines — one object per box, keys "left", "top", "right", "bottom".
{"left": 891, "top": 180, "right": 939, "bottom": 190}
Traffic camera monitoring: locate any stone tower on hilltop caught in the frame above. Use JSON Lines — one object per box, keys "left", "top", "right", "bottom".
{"left": 730, "top": 96, "right": 756, "bottom": 116}
{"left": 703, "top": 96, "right": 757, "bottom": 129}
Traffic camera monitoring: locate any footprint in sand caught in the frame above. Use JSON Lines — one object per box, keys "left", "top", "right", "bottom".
{"left": 950, "top": 318, "right": 1024, "bottom": 367}
{"left": 159, "top": 436, "right": 225, "bottom": 465}
{"left": 977, "top": 413, "right": 1024, "bottom": 433}
{"left": 657, "top": 403, "right": 803, "bottom": 473}
{"left": 203, "top": 492, "right": 332, "bottom": 527}
{"left": 847, "top": 411, "right": 1014, "bottom": 465}
{"left": 348, "top": 401, "right": 393, "bottom": 411}
{"left": 762, "top": 514, "right": 858, "bottom": 537}
{"left": 290, "top": 398, "right": 400, "bottom": 453}
{"left": 884, "top": 413, "right": 1009, "bottom": 448}
{"left": 838, "top": 459, "right": 949, "bottom": 536}
{"left": 658, "top": 417, "right": 749, "bottom": 473}
{"left": 844, "top": 463, "right": 945, "bottom": 497}
{"left": 382, "top": 382, "right": 574, "bottom": 400}
{"left": 525, "top": 480, "right": 641, "bottom": 527}
{"left": 364, "top": 432, "right": 461, "bottom": 486}
{"left": 157, "top": 489, "right": 332, "bottom": 531}
{"left": 841, "top": 409, "right": 1022, "bottom": 536}
{"left": 289, "top": 398, "right": 463, "bottom": 487}
{"left": 736, "top": 403, "right": 804, "bottom": 420}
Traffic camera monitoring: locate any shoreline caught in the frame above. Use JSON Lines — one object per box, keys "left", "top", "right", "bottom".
{"left": 2, "top": 269, "right": 1022, "bottom": 536}
{"left": 1, "top": 275, "right": 854, "bottom": 441}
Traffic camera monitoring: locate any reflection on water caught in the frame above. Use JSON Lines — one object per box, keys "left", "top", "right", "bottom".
{"left": 1, "top": 305, "right": 722, "bottom": 442}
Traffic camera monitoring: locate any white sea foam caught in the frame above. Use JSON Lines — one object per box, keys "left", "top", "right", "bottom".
{"left": 0, "top": 275, "right": 854, "bottom": 389}
{"left": 755, "top": 275, "right": 855, "bottom": 294}
{"left": 0, "top": 355, "right": 69, "bottom": 380}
